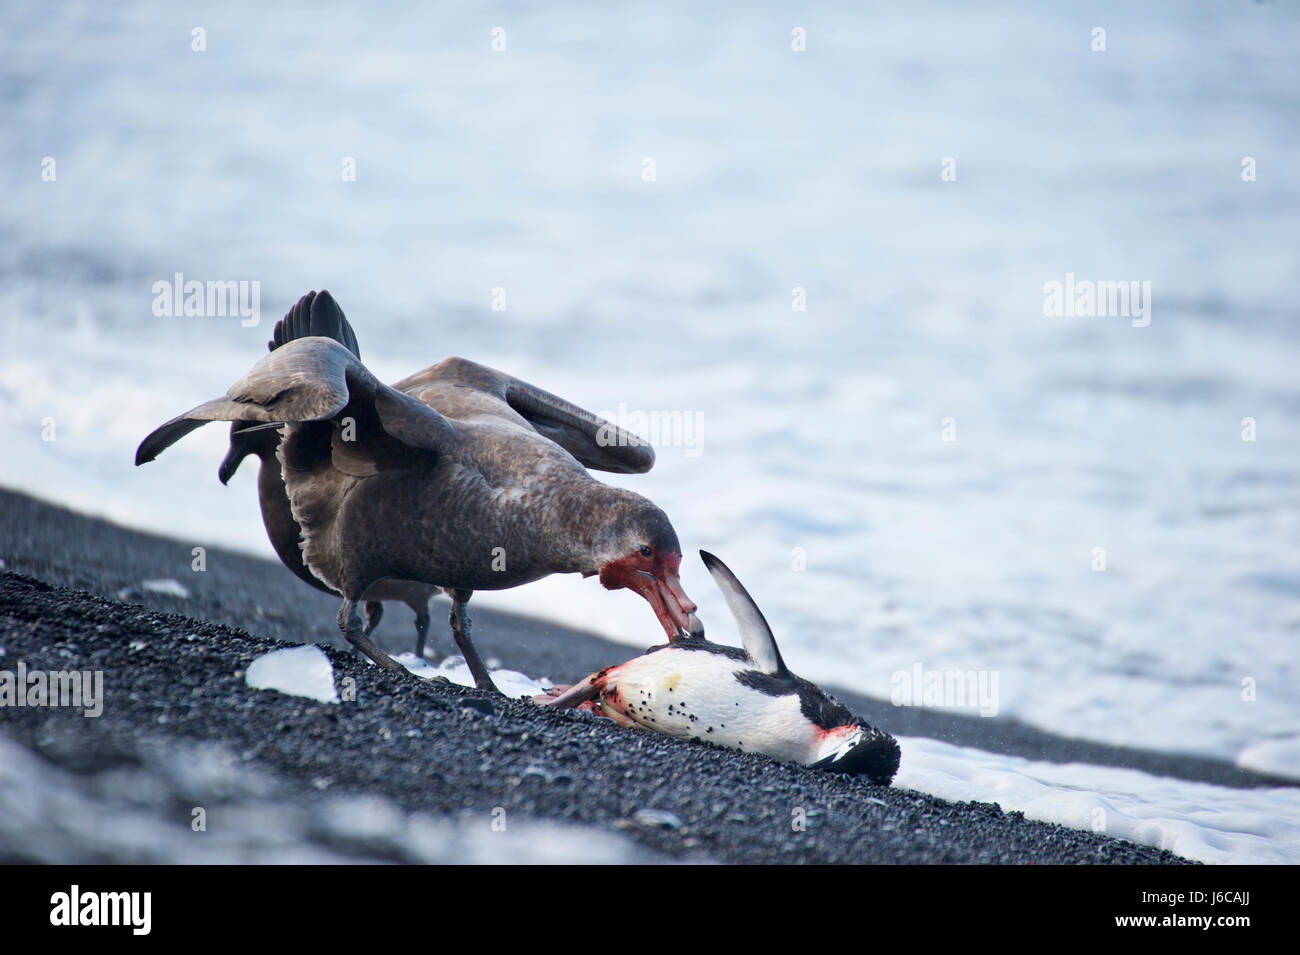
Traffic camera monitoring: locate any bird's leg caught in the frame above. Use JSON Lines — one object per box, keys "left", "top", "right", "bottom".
{"left": 449, "top": 589, "right": 499, "bottom": 693}
{"left": 412, "top": 602, "right": 432, "bottom": 660}
{"left": 338, "top": 598, "right": 407, "bottom": 672}
{"left": 363, "top": 600, "right": 384, "bottom": 637}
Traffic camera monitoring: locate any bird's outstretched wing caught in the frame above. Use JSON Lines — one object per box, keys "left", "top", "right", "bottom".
{"left": 392, "top": 357, "right": 655, "bottom": 474}
{"left": 135, "top": 336, "right": 457, "bottom": 469}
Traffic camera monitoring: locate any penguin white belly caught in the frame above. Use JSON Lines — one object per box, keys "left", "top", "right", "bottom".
{"left": 605, "top": 649, "right": 821, "bottom": 764}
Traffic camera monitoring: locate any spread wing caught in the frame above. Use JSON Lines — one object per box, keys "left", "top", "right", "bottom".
{"left": 391, "top": 357, "right": 655, "bottom": 474}
{"left": 135, "top": 337, "right": 457, "bottom": 469}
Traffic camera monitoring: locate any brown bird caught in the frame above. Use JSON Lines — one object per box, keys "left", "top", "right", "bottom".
{"left": 216, "top": 292, "right": 439, "bottom": 658}
{"left": 136, "top": 301, "right": 699, "bottom": 693}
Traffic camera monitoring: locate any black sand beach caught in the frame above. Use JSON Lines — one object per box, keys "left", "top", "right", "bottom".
{"left": 0, "top": 486, "right": 1235, "bottom": 864}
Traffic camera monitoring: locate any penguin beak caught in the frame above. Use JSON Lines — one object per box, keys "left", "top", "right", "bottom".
{"left": 810, "top": 724, "right": 899, "bottom": 782}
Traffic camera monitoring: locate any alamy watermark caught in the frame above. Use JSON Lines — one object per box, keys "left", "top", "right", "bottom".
{"left": 50, "top": 885, "right": 150, "bottom": 935}
{"left": 0, "top": 661, "right": 103, "bottom": 717}
{"left": 596, "top": 401, "right": 703, "bottom": 457}
{"left": 891, "top": 662, "right": 999, "bottom": 717}
{"left": 151, "top": 272, "right": 261, "bottom": 327}
{"left": 1043, "top": 272, "right": 1151, "bottom": 327}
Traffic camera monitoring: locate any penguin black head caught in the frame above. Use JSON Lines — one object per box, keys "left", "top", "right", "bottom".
{"left": 810, "top": 724, "right": 902, "bottom": 783}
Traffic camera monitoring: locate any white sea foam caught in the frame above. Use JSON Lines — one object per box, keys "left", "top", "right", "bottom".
{"left": 896, "top": 736, "right": 1300, "bottom": 865}
{"left": 392, "top": 653, "right": 551, "bottom": 700}
{"left": 243, "top": 644, "right": 550, "bottom": 705}
{"left": 1236, "top": 738, "right": 1300, "bottom": 783}
{"left": 141, "top": 579, "right": 190, "bottom": 599}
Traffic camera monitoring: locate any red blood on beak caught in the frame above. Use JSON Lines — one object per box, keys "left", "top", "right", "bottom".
{"left": 599, "top": 551, "right": 697, "bottom": 640}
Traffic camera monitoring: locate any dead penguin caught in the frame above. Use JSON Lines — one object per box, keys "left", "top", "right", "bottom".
{"left": 542, "top": 550, "right": 900, "bottom": 784}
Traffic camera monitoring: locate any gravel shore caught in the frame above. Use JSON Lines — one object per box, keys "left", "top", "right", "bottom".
{"left": 0, "top": 487, "right": 1200, "bottom": 863}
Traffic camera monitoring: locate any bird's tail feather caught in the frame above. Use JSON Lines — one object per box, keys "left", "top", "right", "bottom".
{"left": 268, "top": 289, "right": 361, "bottom": 358}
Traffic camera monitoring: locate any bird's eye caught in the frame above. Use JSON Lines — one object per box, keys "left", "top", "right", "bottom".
{"left": 639, "top": 545, "right": 653, "bottom": 558}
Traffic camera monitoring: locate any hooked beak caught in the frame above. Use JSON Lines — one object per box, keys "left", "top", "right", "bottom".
{"left": 217, "top": 446, "right": 243, "bottom": 485}
{"left": 633, "top": 569, "right": 699, "bottom": 640}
